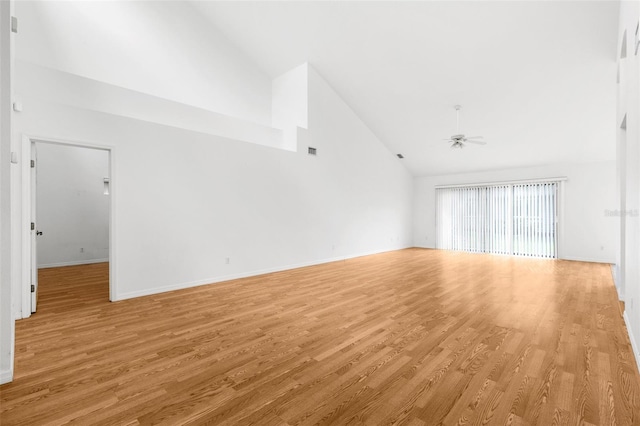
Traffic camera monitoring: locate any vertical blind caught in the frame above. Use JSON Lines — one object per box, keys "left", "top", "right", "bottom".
{"left": 436, "top": 182, "right": 558, "bottom": 258}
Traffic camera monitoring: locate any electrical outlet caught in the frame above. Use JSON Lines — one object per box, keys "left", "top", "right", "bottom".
{"left": 225, "top": 257, "right": 230, "bottom": 264}
{"left": 80, "top": 247, "right": 84, "bottom": 253}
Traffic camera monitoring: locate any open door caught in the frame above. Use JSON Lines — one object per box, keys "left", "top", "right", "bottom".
{"left": 22, "top": 137, "right": 114, "bottom": 316}
{"left": 30, "top": 142, "right": 39, "bottom": 312}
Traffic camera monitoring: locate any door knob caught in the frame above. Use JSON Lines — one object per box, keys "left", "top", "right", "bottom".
{"left": 36, "top": 231, "right": 42, "bottom": 236}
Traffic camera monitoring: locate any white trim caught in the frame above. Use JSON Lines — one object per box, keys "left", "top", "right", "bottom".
{"left": 425, "top": 248, "right": 612, "bottom": 264}
{"left": 20, "top": 136, "right": 31, "bottom": 318}
{"left": 611, "top": 264, "right": 625, "bottom": 301}
{"left": 0, "top": 368, "right": 13, "bottom": 385}
{"left": 38, "top": 258, "right": 109, "bottom": 269}
{"left": 435, "top": 177, "right": 567, "bottom": 189}
{"left": 116, "top": 247, "right": 408, "bottom": 301}
{"left": 624, "top": 311, "right": 640, "bottom": 374}
{"left": 414, "top": 243, "right": 436, "bottom": 250}
{"left": 559, "top": 256, "right": 616, "bottom": 264}
{"left": 108, "top": 145, "right": 116, "bottom": 302}
{"left": 20, "top": 135, "right": 116, "bottom": 318}
{"left": 28, "top": 135, "right": 117, "bottom": 152}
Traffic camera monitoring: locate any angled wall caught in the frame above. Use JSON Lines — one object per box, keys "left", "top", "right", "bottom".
{"left": 4, "top": 5, "right": 413, "bottom": 386}
{"left": 15, "top": 1, "right": 273, "bottom": 125}
{"left": 9, "top": 0, "right": 413, "bottom": 323}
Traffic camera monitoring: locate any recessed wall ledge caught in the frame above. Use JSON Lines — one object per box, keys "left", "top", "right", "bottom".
{"left": 15, "top": 61, "right": 292, "bottom": 151}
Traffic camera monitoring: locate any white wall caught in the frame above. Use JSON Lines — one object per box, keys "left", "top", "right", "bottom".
{"left": 0, "top": 0, "right": 15, "bottom": 385}
{"left": 36, "top": 143, "right": 109, "bottom": 268}
{"left": 272, "top": 63, "right": 309, "bottom": 151}
{"left": 15, "top": 1, "right": 273, "bottom": 126}
{"left": 3, "top": 0, "right": 413, "bottom": 369}
{"left": 11, "top": 63, "right": 412, "bottom": 310}
{"left": 413, "top": 161, "right": 618, "bottom": 264}
{"left": 15, "top": 62, "right": 285, "bottom": 151}
{"left": 7, "top": 0, "right": 411, "bottom": 365}
{"left": 617, "top": 0, "right": 640, "bottom": 372}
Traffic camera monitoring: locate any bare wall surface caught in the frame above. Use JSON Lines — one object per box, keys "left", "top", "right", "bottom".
{"left": 12, "top": 64, "right": 413, "bottom": 311}
{"left": 0, "top": 0, "right": 15, "bottom": 385}
{"left": 35, "top": 143, "right": 109, "bottom": 268}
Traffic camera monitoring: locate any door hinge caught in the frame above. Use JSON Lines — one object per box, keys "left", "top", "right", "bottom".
{"left": 31, "top": 160, "right": 35, "bottom": 168}
{"left": 11, "top": 16, "right": 18, "bottom": 34}
{"left": 31, "top": 222, "right": 35, "bottom": 230}
{"left": 31, "top": 285, "right": 35, "bottom": 293}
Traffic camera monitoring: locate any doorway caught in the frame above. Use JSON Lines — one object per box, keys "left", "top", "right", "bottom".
{"left": 21, "top": 136, "right": 115, "bottom": 317}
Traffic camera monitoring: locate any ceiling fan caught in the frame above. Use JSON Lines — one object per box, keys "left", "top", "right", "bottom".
{"left": 443, "top": 105, "right": 487, "bottom": 149}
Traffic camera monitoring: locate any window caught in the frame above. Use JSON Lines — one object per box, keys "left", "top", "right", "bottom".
{"left": 436, "top": 181, "right": 558, "bottom": 258}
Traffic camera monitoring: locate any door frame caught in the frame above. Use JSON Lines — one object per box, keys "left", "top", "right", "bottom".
{"left": 20, "top": 135, "right": 116, "bottom": 317}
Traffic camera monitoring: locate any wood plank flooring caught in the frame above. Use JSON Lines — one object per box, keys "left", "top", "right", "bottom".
{"left": 1, "top": 249, "right": 639, "bottom": 425}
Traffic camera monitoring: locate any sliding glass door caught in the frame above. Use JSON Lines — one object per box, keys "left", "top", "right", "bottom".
{"left": 512, "top": 183, "right": 557, "bottom": 258}
{"left": 436, "top": 182, "right": 558, "bottom": 258}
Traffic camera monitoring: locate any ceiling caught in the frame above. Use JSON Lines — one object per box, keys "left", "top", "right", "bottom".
{"left": 193, "top": 1, "right": 620, "bottom": 176}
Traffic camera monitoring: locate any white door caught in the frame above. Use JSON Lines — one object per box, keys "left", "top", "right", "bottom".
{"left": 31, "top": 142, "right": 39, "bottom": 312}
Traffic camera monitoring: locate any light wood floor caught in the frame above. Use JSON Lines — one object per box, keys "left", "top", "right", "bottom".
{"left": 1, "top": 249, "right": 639, "bottom": 425}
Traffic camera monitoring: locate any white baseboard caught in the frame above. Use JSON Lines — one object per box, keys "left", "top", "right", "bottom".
{"left": 38, "top": 258, "right": 109, "bottom": 269}
{"left": 115, "top": 247, "right": 410, "bottom": 301}
{"left": 409, "top": 249, "right": 614, "bottom": 264}
{"left": 413, "top": 243, "right": 436, "bottom": 249}
{"left": 559, "top": 256, "right": 616, "bottom": 264}
{"left": 0, "top": 368, "right": 13, "bottom": 385}
{"left": 610, "top": 264, "right": 625, "bottom": 301}
{"left": 624, "top": 311, "right": 640, "bottom": 374}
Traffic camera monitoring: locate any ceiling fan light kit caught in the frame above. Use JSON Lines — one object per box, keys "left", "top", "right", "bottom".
{"left": 443, "top": 105, "right": 487, "bottom": 149}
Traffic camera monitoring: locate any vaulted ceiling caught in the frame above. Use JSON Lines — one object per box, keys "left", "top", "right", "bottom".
{"left": 193, "top": 1, "right": 620, "bottom": 176}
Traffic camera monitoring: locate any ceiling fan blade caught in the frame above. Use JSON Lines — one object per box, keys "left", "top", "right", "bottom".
{"left": 465, "top": 136, "right": 484, "bottom": 140}
{"left": 465, "top": 140, "right": 487, "bottom": 145}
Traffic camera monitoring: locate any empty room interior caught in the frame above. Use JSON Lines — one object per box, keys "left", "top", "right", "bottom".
{"left": 1, "top": 0, "right": 640, "bottom": 424}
